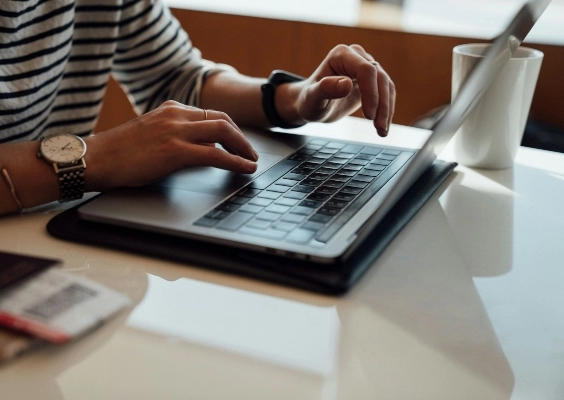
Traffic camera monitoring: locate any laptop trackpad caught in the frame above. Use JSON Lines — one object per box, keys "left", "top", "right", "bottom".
{"left": 79, "top": 152, "right": 286, "bottom": 227}
{"left": 156, "top": 152, "right": 285, "bottom": 197}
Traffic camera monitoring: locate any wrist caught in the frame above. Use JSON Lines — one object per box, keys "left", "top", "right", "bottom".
{"left": 261, "top": 70, "right": 306, "bottom": 129}
{"left": 274, "top": 81, "right": 307, "bottom": 128}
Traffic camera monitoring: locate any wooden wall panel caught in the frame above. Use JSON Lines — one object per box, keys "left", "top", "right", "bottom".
{"left": 95, "top": 9, "right": 564, "bottom": 133}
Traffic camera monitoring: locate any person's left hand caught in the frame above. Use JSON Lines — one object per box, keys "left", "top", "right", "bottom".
{"left": 278, "top": 44, "right": 396, "bottom": 137}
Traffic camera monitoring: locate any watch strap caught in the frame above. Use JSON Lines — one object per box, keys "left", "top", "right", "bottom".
{"left": 261, "top": 70, "right": 306, "bottom": 129}
{"left": 57, "top": 159, "right": 86, "bottom": 203}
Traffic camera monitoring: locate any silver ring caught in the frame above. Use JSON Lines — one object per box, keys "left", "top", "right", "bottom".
{"left": 203, "top": 109, "right": 208, "bottom": 120}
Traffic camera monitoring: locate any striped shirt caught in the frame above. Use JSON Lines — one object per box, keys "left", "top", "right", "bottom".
{"left": 0, "top": 0, "right": 225, "bottom": 143}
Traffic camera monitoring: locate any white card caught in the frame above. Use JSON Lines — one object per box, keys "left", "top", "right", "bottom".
{"left": 0, "top": 268, "right": 131, "bottom": 344}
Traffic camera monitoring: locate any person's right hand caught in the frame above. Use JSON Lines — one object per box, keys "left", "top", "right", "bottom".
{"left": 84, "top": 101, "right": 259, "bottom": 192}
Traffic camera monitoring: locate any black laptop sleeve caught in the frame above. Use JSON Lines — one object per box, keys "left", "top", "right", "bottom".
{"left": 47, "top": 160, "right": 456, "bottom": 295}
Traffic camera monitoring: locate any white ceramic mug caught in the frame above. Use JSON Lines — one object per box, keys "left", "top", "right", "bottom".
{"left": 451, "top": 44, "right": 543, "bottom": 169}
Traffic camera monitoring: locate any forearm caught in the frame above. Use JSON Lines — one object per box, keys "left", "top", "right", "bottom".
{"left": 199, "top": 71, "right": 303, "bottom": 128}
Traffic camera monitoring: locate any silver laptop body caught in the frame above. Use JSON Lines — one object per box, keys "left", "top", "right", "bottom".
{"left": 78, "top": 2, "right": 548, "bottom": 264}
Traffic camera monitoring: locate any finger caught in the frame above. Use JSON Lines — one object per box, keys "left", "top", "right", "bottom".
{"left": 373, "top": 64, "right": 391, "bottom": 136}
{"left": 182, "top": 142, "right": 258, "bottom": 174}
{"left": 326, "top": 46, "right": 394, "bottom": 132}
{"left": 181, "top": 120, "right": 259, "bottom": 162}
{"left": 160, "top": 101, "right": 244, "bottom": 135}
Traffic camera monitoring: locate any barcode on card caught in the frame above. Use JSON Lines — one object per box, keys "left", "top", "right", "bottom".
{"left": 24, "top": 283, "right": 97, "bottom": 320}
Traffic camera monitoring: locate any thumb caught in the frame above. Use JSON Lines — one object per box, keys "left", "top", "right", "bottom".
{"left": 303, "top": 76, "right": 353, "bottom": 115}
{"left": 316, "top": 76, "right": 354, "bottom": 100}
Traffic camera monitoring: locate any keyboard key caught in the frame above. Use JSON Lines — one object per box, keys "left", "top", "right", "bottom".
{"left": 246, "top": 219, "right": 272, "bottom": 230}
{"left": 327, "top": 157, "right": 348, "bottom": 164}
{"left": 301, "top": 178, "right": 324, "bottom": 187}
{"left": 290, "top": 206, "right": 314, "bottom": 216}
{"left": 342, "top": 164, "right": 363, "bottom": 171}
{"left": 331, "top": 174, "right": 352, "bottom": 182}
{"left": 292, "top": 167, "right": 316, "bottom": 174}
{"left": 288, "top": 153, "right": 310, "bottom": 161}
{"left": 321, "top": 163, "right": 341, "bottom": 170}
{"left": 228, "top": 196, "right": 250, "bottom": 205}
{"left": 204, "top": 209, "right": 231, "bottom": 220}
{"left": 239, "top": 204, "right": 264, "bottom": 214}
{"left": 282, "top": 213, "right": 307, "bottom": 223}
{"left": 309, "top": 213, "right": 333, "bottom": 223}
{"left": 298, "top": 148, "right": 316, "bottom": 155}
{"left": 377, "top": 153, "right": 397, "bottom": 160}
{"left": 265, "top": 204, "right": 291, "bottom": 214}
{"left": 340, "top": 186, "right": 362, "bottom": 195}
{"left": 275, "top": 178, "right": 298, "bottom": 187}
{"left": 335, "top": 169, "right": 356, "bottom": 177}
{"left": 326, "top": 199, "right": 349, "bottom": 208}
{"left": 239, "top": 226, "right": 288, "bottom": 240}
{"left": 194, "top": 217, "right": 220, "bottom": 227}
{"left": 317, "top": 206, "right": 341, "bottom": 216}
{"left": 333, "top": 192, "right": 356, "bottom": 202}
{"left": 348, "top": 158, "right": 370, "bottom": 166}
{"left": 216, "top": 203, "right": 241, "bottom": 212}
{"left": 323, "top": 180, "right": 344, "bottom": 189}
{"left": 284, "top": 191, "right": 308, "bottom": 199}
{"left": 310, "top": 172, "right": 331, "bottom": 180}
{"left": 217, "top": 212, "right": 254, "bottom": 231}
{"left": 302, "top": 221, "right": 325, "bottom": 231}
{"left": 308, "top": 192, "right": 331, "bottom": 201}
{"left": 274, "top": 197, "right": 300, "bottom": 207}
{"left": 334, "top": 152, "right": 354, "bottom": 159}
{"left": 372, "top": 159, "right": 391, "bottom": 166}
{"left": 258, "top": 190, "right": 282, "bottom": 200}
{"left": 348, "top": 180, "right": 369, "bottom": 189}
{"left": 353, "top": 175, "right": 375, "bottom": 183}
{"left": 309, "top": 139, "right": 328, "bottom": 146}
{"left": 292, "top": 185, "right": 315, "bottom": 193}
{"left": 267, "top": 184, "right": 291, "bottom": 193}
{"left": 325, "top": 142, "right": 346, "bottom": 149}
{"left": 355, "top": 154, "right": 374, "bottom": 160}
{"left": 316, "top": 168, "right": 336, "bottom": 176}
{"left": 255, "top": 211, "right": 281, "bottom": 222}
{"left": 341, "top": 144, "right": 363, "bottom": 153}
{"left": 311, "top": 152, "right": 332, "bottom": 159}
{"left": 317, "top": 148, "right": 339, "bottom": 154}
{"left": 237, "top": 188, "right": 262, "bottom": 198}
{"left": 316, "top": 186, "right": 338, "bottom": 195}
{"left": 299, "top": 199, "right": 322, "bottom": 208}
{"left": 286, "top": 228, "right": 315, "bottom": 244}
{"left": 248, "top": 197, "right": 273, "bottom": 207}
{"left": 358, "top": 169, "right": 381, "bottom": 177}
{"left": 283, "top": 173, "right": 306, "bottom": 181}
{"left": 302, "top": 161, "right": 322, "bottom": 169}
{"left": 364, "top": 163, "right": 386, "bottom": 171}
{"left": 360, "top": 146, "right": 383, "bottom": 155}
{"left": 272, "top": 221, "right": 298, "bottom": 232}
{"left": 382, "top": 149, "right": 400, "bottom": 156}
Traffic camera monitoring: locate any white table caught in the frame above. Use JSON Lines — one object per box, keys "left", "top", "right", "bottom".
{"left": 1, "top": 117, "right": 563, "bottom": 399}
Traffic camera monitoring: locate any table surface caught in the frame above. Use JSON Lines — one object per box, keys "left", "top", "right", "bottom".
{"left": 1, "top": 117, "right": 564, "bottom": 399}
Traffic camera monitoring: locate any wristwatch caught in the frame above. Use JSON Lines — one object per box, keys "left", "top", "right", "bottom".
{"left": 261, "top": 70, "right": 306, "bottom": 129}
{"left": 38, "top": 133, "right": 87, "bottom": 203}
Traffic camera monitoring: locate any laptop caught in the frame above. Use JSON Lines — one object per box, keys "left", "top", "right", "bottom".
{"left": 78, "top": 1, "right": 549, "bottom": 265}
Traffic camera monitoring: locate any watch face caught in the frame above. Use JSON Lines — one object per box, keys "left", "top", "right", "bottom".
{"left": 40, "top": 133, "right": 87, "bottom": 164}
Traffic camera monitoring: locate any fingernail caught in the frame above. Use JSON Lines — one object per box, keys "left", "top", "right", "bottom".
{"left": 253, "top": 150, "right": 259, "bottom": 161}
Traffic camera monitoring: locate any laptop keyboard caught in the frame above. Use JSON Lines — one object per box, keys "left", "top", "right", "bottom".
{"left": 194, "top": 139, "right": 412, "bottom": 246}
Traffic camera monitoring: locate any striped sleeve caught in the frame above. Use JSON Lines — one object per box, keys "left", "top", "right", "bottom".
{"left": 110, "top": 0, "right": 234, "bottom": 114}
